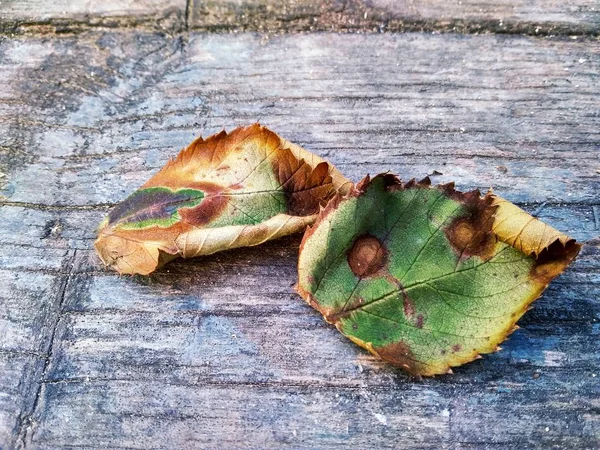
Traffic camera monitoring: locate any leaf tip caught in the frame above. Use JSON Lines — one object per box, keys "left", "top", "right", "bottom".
{"left": 355, "top": 174, "right": 372, "bottom": 194}
{"left": 419, "top": 176, "right": 432, "bottom": 186}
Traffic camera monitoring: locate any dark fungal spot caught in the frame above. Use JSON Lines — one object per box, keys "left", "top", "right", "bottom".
{"left": 383, "top": 274, "right": 423, "bottom": 328}
{"left": 383, "top": 272, "right": 402, "bottom": 289}
{"left": 403, "top": 293, "right": 416, "bottom": 319}
{"left": 348, "top": 234, "right": 388, "bottom": 278}
{"left": 452, "top": 344, "right": 462, "bottom": 353}
{"left": 416, "top": 314, "right": 424, "bottom": 329}
{"left": 445, "top": 192, "right": 497, "bottom": 262}
{"left": 179, "top": 194, "right": 229, "bottom": 226}
{"left": 374, "top": 341, "right": 422, "bottom": 375}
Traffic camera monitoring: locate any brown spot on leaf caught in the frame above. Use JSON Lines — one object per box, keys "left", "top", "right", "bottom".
{"left": 348, "top": 235, "right": 388, "bottom": 278}
{"left": 403, "top": 294, "right": 415, "bottom": 319}
{"left": 184, "top": 181, "right": 228, "bottom": 194}
{"left": 179, "top": 194, "right": 229, "bottom": 226}
{"left": 452, "top": 344, "right": 462, "bottom": 353}
{"left": 373, "top": 341, "right": 422, "bottom": 375}
{"left": 445, "top": 193, "right": 497, "bottom": 261}
{"left": 383, "top": 272, "right": 402, "bottom": 289}
{"left": 401, "top": 289, "right": 424, "bottom": 328}
{"left": 416, "top": 314, "right": 424, "bottom": 329}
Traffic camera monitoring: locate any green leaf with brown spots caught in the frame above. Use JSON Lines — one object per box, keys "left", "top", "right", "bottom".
{"left": 95, "top": 124, "right": 351, "bottom": 275}
{"left": 296, "top": 174, "right": 580, "bottom": 376}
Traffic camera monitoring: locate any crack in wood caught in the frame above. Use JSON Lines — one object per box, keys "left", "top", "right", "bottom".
{"left": 185, "top": 0, "right": 193, "bottom": 32}
{"left": 2, "top": 200, "right": 598, "bottom": 212}
{"left": 0, "top": 5, "right": 598, "bottom": 37}
{"left": 12, "top": 249, "right": 77, "bottom": 450}
{"left": 0, "top": 201, "right": 115, "bottom": 211}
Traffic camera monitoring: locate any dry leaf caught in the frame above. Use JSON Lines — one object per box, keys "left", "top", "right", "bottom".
{"left": 95, "top": 124, "right": 351, "bottom": 275}
{"left": 296, "top": 174, "right": 580, "bottom": 376}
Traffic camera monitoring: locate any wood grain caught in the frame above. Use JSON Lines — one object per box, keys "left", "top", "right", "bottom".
{"left": 0, "top": 30, "right": 598, "bottom": 449}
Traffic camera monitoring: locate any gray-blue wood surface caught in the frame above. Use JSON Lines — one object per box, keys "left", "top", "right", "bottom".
{"left": 0, "top": 1, "right": 599, "bottom": 448}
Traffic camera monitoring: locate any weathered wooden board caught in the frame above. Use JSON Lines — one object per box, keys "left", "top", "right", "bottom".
{"left": 191, "top": 0, "right": 600, "bottom": 34}
{"left": 2, "top": 0, "right": 598, "bottom": 35}
{"left": 1, "top": 207, "right": 599, "bottom": 448}
{"left": 0, "top": 30, "right": 599, "bottom": 449}
{"left": 1, "top": 33, "right": 598, "bottom": 205}
{"left": 0, "top": 0, "right": 185, "bottom": 32}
